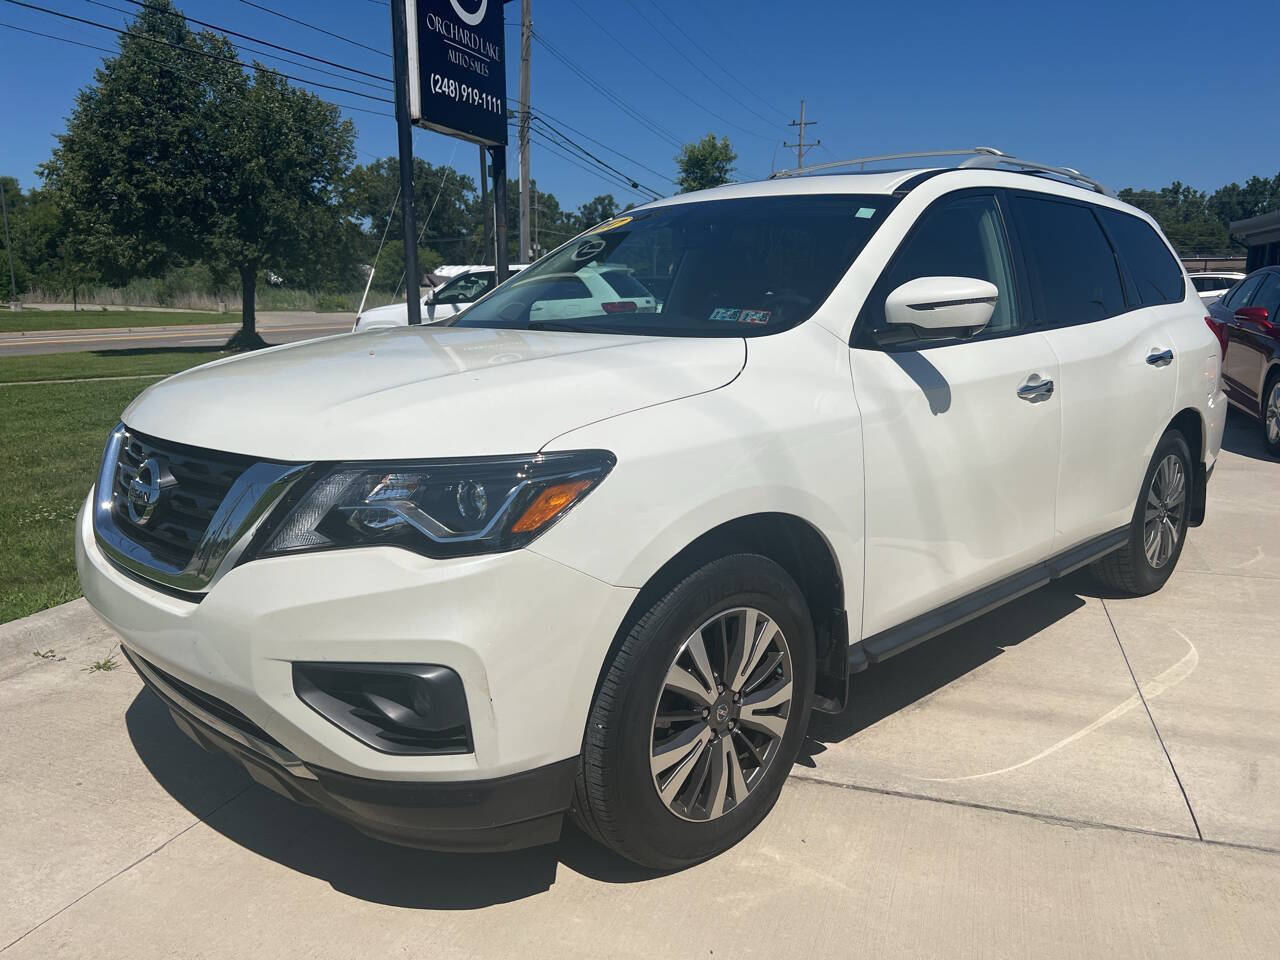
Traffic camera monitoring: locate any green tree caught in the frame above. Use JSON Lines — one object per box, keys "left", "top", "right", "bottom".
{"left": 573, "top": 194, "right": 618, "bottom": 231}
{"left": 204, "top": 67, "right": 356, "bottom": 347}
{"left": 675, "top": 135, "right": 736, "bottom": 193}
{"left": 43, "top": 0, "right": 356, "bottom": 347}
{"left": 348, "top": 156, "right": 479, "bottom": 285}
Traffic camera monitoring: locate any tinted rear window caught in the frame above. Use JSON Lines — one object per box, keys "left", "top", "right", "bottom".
{"left": 599, "top": 270, "right": 653, "bottom": 298}
{"left": 1014, "top": 196, "right": 1125, "bottom": 327}
{"left": 1099, "top": 209, "right": 1184, "bottom": 305}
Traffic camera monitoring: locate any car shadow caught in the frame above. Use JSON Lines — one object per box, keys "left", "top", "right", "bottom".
{"left": 1219, "top": 405, "right": 1275, "bottom": 462}
{"left": 126, "top": 569, "right": 1107, "bottom": 908}
{"left": 125, "top": 691, "right": 665, "bottom": 911}
{"left": 802, "top": 577, "right": 1089, "bottom": 758}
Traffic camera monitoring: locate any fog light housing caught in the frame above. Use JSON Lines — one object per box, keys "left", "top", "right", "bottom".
{"left": 293, "top": 663, "right": 471, "bottom": 755}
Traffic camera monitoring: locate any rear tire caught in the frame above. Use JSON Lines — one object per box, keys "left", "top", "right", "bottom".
{"left": 571, "top": 554, "right": 814, "bottom": 869}
{"left": 1262, "top": 371, "right": 1280, "bottom": 459}
{"left": 1090, "top": 430, "right": 1193, "bottom": 596}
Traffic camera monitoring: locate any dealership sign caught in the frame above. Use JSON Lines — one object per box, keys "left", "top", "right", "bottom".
{"left": 406, "top": 0, "right": 508, "bottom": 147}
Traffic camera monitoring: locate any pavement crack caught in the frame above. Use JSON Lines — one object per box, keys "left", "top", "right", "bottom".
{"left": 786, "top": 772, "right": 1280, "bottom": 856}
{"left": 0, "top": 784, "right": 253, "bottom": 954}
{"left": 1101, "top": 597, "right": 1204, "bottom": 841}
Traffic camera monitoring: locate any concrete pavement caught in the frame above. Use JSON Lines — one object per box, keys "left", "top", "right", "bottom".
{"left": 1, "top": 408, "right": 1277, "bottom": 958}
{"left": 0, "top": 312, "right": 355, "bottom": 356}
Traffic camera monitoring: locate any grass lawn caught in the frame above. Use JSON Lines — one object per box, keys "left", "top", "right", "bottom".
{"left": 0, "top": 309, "right": 228, "bottom": 333}
{"left": 0, "top": 348, "right": 227, "bottom": 624}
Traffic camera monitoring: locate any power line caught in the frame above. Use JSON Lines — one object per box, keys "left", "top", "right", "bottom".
{"left": 531, "top": 117, "right": 662, "bottom": 200}
{"left": 532, "top": 30, "right": 682, "bottom": 148}
{"left": 234, "top": 0, "right": 391, "bottom": 60}
{"left": 2, "top": 0, "right": 394, "bottom": 103}
{"left": 564, "top": 0, "right": 775, "bottom": 142}
{"left": 639, "top": 0, "right": 789, "bottom": 122}
{"left": 82, "top": 0, "right": 392, "bottom": 93}
{"left": 0, "top": 18, "right": 393, "bottom": 122}
{"left": 620, "top": 0, "right": 781, "bottom": 129}
{"left": 113, "top": 0, "right": 389, "bottom": 83}
{"left": 507, "top": 94, "right": 677, "bottom": 186}
{"left": 520, "top": 124, "right": 652, "bottom": 201}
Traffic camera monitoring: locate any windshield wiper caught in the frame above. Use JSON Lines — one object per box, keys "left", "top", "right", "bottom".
{"left": 525, "top": 320, "right": 623, "bottom": 334}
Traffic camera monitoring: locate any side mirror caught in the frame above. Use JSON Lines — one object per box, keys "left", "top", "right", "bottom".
{"left": 1234, "top": 305, "right": 1272, "bottom": 332}
{"left": 423, "top": 288, "right": 435, "bottom": 304}
{"left": 885, "top": 276, "right": 998, "bottom": 338}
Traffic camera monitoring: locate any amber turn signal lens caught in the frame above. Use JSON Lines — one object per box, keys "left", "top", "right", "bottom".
{"left": 510, "top": 479, "right": 595, "bottom": 534}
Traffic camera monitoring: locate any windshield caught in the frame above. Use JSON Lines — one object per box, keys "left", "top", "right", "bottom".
{"left": 450, "top": 194, "right": 895, "bottom": 337}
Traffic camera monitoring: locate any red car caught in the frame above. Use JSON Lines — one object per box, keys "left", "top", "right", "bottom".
{"left": 1207, "top": 266, "right": 1280, "bottom": 455}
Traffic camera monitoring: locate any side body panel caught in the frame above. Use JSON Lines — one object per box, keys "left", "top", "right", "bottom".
{"left": 531, "top": 322, "right": 867, "bottom": 637}
{"left": 849, "top": 335, "right": 1062, "bottom": 636}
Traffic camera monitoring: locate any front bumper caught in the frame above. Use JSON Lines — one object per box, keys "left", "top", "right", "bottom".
{"left": 125, "top": 644, "right": 576, "bottom": 851}
{"left": 77, "top": 492, "right": 636, "bottom": 848}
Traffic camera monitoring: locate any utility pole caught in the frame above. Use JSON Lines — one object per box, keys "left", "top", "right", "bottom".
{"left": 479, "top": 145, "right": 491, "bottom": 266}
{"left": 517, "top": 0, "right": 532, "bottom": 263}
{"left": 785, "top": 99, "right": 820, "bottom": 169}
{"left": 491, "top": 146, "right": 509, "bottom": 282}
{"left": 0, "top": 180, "right": 16, "bottom": 308}
{"left": 389, "top": 0, "right": 421, "bottom": 325}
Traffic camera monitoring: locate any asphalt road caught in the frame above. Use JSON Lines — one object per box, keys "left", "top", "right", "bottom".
{"left": 1, "top": 409, "right": 1277, "bottom": 958}
{"left": 0, "top": 312, "right": 355, "bottom": 356}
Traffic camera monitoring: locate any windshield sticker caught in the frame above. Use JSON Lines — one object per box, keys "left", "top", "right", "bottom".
{"left": 585, "top": 216, "right": 633, "bottom": 235}
{"left": 571, "top": 236, "right": 609, "bottom": 261}
{"left": 710, "top": 307, "right": 743, "bottom": 322}
{"left": 855, "top": 207, "right": 877, "bottom": 219}
{"left": 738, "top": 309, "right": 772, "bottom": 325}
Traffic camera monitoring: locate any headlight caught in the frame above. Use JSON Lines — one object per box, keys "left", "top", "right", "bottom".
{"left": 252, "top": 450, "right": 614, "bottom": 560}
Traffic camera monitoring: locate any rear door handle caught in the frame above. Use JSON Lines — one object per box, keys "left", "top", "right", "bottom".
{"left": 1017, "top": 378, "right": 1054, "bottom": 402}
{"left": 1146, "top": 349, "right": 1174, "bottom": 367}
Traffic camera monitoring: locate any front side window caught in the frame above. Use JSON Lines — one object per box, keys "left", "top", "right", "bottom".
{"left": 451, "top": 195, "right": 895, "bottom": 337}
{"left": 434, "top": 271, "right": 494, "bottom": 304}
{"left": 866, "top": 193, "right": 1020, "bottom": 342}
{"left": 1099, "top": 209, "right": 1184, "bottom": 306}
{"left": 1014, "top": 195, "right": 1125, "bottom": 327}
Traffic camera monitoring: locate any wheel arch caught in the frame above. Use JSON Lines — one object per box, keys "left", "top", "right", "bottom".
{"left": 1166, "top": 407, "right": 1207, "bottom": 526}
{"left": 588, "top": 513, "right": 851, "bottom": 722}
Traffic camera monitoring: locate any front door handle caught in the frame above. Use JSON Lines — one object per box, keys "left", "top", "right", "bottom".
{"left": 1017, "top": 378, "right": 1054, "bottom": 402}
{"left": 1146, "top": 349, "right": 1174, "bottom": 367}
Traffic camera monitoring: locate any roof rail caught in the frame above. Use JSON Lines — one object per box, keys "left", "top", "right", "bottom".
{"left": 768, "top": 146, "right": 1112, "bottom": 196}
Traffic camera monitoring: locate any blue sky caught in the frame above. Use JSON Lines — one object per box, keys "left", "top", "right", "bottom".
{"left": 2, "top": 0, "right": 1277, "bottom": 209}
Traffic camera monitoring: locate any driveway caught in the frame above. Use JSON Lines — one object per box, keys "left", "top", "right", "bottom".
{"left": 1, "top": 410, "right": 1277, "bottom": 958}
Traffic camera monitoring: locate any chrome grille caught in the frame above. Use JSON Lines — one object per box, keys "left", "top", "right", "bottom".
{"left": 110, "top": 430, "right": 256, "bottom": 567}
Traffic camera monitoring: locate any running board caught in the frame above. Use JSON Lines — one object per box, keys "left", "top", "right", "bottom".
{"left": 849, "top": 527, "right": 1128, "bottom": 671}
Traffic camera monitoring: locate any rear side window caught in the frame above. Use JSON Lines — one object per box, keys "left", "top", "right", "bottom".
{"left": 1191, "top": 276, "right": 1227, "bottom": 292}
{"left": 1099, "top": 209, "right": 1184, "bottom": 305}
{"left": 599, "top": 270, "right": 652, "bottom": 298}
{"left": 527, "top": 276, "right": 592, "bottom": 300}
{"left": 1254, "top": 273, "right": 1280, "bottom": 317}
{"left": 1223, "top": 273, "right": 1264, "bottom": 308}
{"left": 1013, "top": 195, "right": 1125, "bottom": 327}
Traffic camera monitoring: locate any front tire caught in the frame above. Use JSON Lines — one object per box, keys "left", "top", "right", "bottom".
{"left": 1262, "top": 371, "right": 1280, "bottom": 458}
{"left": 1090, "top": 430, "right": 1193, "bottom": 596}
{"left": 570, "top": 554, "right": 814, "bottom": 869}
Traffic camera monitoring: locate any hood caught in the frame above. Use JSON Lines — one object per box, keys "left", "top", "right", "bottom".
{"left": 122, "top": 326, "right": 746, "bottom": 461}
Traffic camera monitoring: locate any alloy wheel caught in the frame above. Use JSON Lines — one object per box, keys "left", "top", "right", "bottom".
{"left": 649, "top": 607, "right": 794, "bottom": 822}
{"left": 1267, "top": 383, "right": 1280, "bottom": 446}
{"left": 1143, "top": 454, "right": 1186, "bottom": 569}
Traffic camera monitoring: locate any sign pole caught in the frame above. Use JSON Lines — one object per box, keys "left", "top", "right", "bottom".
{"left": 390, "top": 1, "right": 422, "bottom": 326}
{"left": 491, "top": 145, "right": 509, "bottom": 283}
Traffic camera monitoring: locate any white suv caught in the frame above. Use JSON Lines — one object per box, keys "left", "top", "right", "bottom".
{"left": 77, "top": 150, "right": 1226, "bottom": 868}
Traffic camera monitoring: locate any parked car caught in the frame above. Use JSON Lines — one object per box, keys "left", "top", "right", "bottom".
{"left": 1188, "top": 271, "right": 1245, "bottom": 304}
{"left": 1207, "top": 265, "right": 1280, "bottom": 454}
{"left": 77, "top": 150, "right": 1225, "bottom": 869}
{"left": 353, "top": 265, "right": 528, "bottom": 331}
